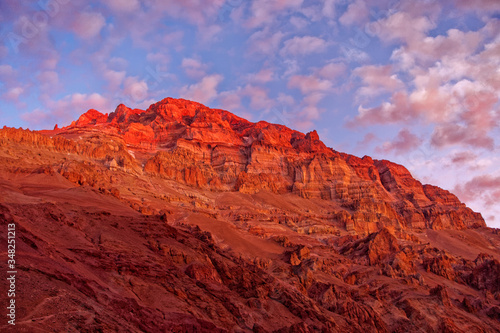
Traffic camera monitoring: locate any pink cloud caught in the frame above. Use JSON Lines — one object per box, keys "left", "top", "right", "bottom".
{"left": 322, "top": 0, "right": 337, "bottom": 19}
{"left": 450, "top": 151, "right": 479, "bottom": 165}
{"left": 19, "top": 108, "right": 53, "bottom": 127}
{"left": 246, "top": 0, "right": 303, "bottom": 28}
{"left": 37, "top": 70, "right": 59, "bottom": 94}
{"left": 3, "top": 87, "right": 24, "bottom": 102}
{"left": 368, "top": 11, "right": 435, "bottom": 45}
{"left": 290, "top": 16, "right": 308, "bottom": 29}
{"left": 454, "top": 0, "right": 500, "bottom": 11}
{"left": 0, "top": 65, "right": 15, "bottom": 78}
{"left": 146, "top": 52, "right": 170, "bottom": 65}
{"left": 106, "top": 0, "right": 140, "bottom": 13}
{"left": 123, "top": 77, "right": 149, "bottom": 103}
{"left": 248, "top": 28, "right": 285, "bottom": 55}
{"left": 246, "top": 68, "right": 274, "bottom": 84}
{"left": 288, "top": 74, "right": 332, "bottom": 94}
{"left": 358, "top": 132, "right": 377, "bottom": 146}
{"left": 146, "top": 0, "right": 225, "bottom": 26}
{"left": 354, "top": 65, "right": 405, "bottom": 100}
{"left": 391, "top": 29, "right": 483, "bottom": 69}
{"left": 242, "top": 84, "right": 274, "bottom": 111}
{"left": 103, "top": 69, "right": 126, "bottom": 91}
{"left": 318, "top": 62, "right": 346, "bottom": 80}
{"left": 280, "top": 36, "right": 328, "bottom": 57}
{"left": 454, "top": 175, "right": 500, "bottom": 207}
{"left": 72, "top": 12, "right": 106, "bottom": 39}
{"left": 218, "top": 90, "right": 242, "bottom": 112}
{"left": 180, "top": 74, "right": 223, "bottom": 104}
{"left": 163, "top": 31, "right": 184, "bottom": 46}
{"left": 22, "top": 93, "right": 111, "bottom": 128}
{"left": 181, "top": 58, "right": 208, "bottom": 79}
{"left": 431, "top": 123, "right": 494, "bottom": 150}
{"left": 376, "top": 129, "right": 421, "bottom": 154}
{"left": 339, "top": 0, "right": 369, "bottom": 26}
{"left": 349, "top": 91, "right": 416, "bottom": 127}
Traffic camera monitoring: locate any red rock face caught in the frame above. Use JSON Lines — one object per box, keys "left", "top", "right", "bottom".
{"left": 53, "top": 97, "right": 486, "bottom": 233}
{"left": 0, "top": 97, "right": 498, "bottom": 332}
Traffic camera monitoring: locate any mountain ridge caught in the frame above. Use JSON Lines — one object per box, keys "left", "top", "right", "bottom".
{"left": 1, "top": 97, "right": 499, "bottom": 332}
{"left": 36, "top": 97, "right": 484, "bottom": 234}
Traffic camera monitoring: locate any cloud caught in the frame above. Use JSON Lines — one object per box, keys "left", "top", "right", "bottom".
{"left": 318, "top": 62, "right": 346, "bottom": 80}
{"left": 146, "top": 52, "right": 170, "bottom": 66}
{"left": 356, "top": 132, "right": 378, "bottom": 150}
{"left": 246, "top": 68, "right": 274, "bottom": 84}
{"left": 376, "top": 129, "right": 421, "bottom": 154}
{"left": 431, "top": 123, "right": 494, "bottom": 150}
{"left": 106, "top": 0, "right": 140, "bottom": 13}
{"left": 123, "top": 77, "right": 149, "bottom": 103}
{"left": 454, "top": 175, "right": 500, "bottom": 207}
{"left": 218, "top": 89, "right": 242, "bottom": 112}
{"left": 454, "top": 0, "right": 500, "bottom": 12}
{"left": 288, "top": 74, "right": 332, "bottom": 94}
{"left": 72, "top": 12, "right": 106, "bottom": 39}
{"left": 180, "top": 74, "right": 223, "bottom": 104}
{"left": 290, "top": 16, "right": 308, "bottom": 29}
{"left": 0, "top": 65, "right": 15, "bottom": 78}
{"left": 391, "top": 29, "right": 483, "bottom": 69}
{"left": 280, "top": 36, "right": 328, "bottom": 56}
{"left": 322, "top": 0, "right": 337, "bottom": 19}
{"left": 245, "top": 0, "right": 304, "bottom": 28}
{"left": 248, "top": 28, "right": 285, "bottom": 55}
{"left": 353, "top": 65, "right": 405, "bottom": 100}
{"left": 22, "top": 93, "right": 111, "bottom": 128}
{"left": 350, "top": 20, "right": 499, "bottom": 155}
{"left": 339, "top": 0, "right": 369, "bottom": 26}
{"left": 37, "top": 70, "right": 59, "bottom": 94}
{"left": 242, "top": 84, "right": 274, "bottom": 111}
{"left": 348, "top": 91, "right": 416, "bottom": 127}
{"left": 103, "top": 69, "right": 127, "bottom": 91}
{"left": 181, "top": 58, "right": 208, "bottom": 79}
{"left": 368, "top": 11, "right": 435, "bottom": 45}
{"left": 147, "top": 0, "right": 225, "bottom": 26}
{"left": 3, "top": 87, "right": 24, "bottom": 102}
{"left": 450, "top": 151, "right": 478, "bottom": 165}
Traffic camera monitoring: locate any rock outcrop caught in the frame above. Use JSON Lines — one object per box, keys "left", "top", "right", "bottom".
{"left": 0, "top": 97, "right": 497, "bottom": 332}
{"left": 7, "top": 97, "right": 485, "bottom": 235}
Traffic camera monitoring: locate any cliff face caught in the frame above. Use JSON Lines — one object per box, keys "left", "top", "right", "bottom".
{"left": 1, "top": 97, "right": 499, "bottom": 333}
{"left": 44, "top": 97, "right": 483, "bottom": 234}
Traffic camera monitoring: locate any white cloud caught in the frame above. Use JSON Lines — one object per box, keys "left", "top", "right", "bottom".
{"left": 180, "top": 74, "right": 223, "bottom": 104}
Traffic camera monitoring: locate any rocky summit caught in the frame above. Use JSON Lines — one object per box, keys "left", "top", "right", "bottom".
{"left": 1, "top": 97, "right": 499, "bottom": 332}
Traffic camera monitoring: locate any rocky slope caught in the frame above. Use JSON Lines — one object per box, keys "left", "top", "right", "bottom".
{"left": 0, "top": 97, "right": 498, "bottom": 332}
{"left": 49, "top": 98, "right": 484, "bottom": 234}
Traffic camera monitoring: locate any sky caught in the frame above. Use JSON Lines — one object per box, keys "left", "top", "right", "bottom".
{"left": 0, "top": 0, "right": 499, "bottom": 226}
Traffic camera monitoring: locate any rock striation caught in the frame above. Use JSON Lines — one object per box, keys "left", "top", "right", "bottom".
{"left": 44, "top": 97, "right": 485, "bottom": 234}
{"left": 0, "top": 97, "right": 498, "bottom": 332}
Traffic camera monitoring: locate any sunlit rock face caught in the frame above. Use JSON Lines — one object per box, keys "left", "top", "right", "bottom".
{"left": 52, "top": 97, "right": 485, "bottom": 234}
{"left": 0, "top": 97, "right": 496, "bottom": 332}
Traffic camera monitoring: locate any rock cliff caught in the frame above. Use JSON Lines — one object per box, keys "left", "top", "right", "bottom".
{"left": 45, "top": 97, "right": 485, "bottom": 234}
{"left": 0, "top": 97, "right": 496, "bottom": 332}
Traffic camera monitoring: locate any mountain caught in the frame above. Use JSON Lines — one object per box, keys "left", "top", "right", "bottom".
{"left": 1, "top": 97, "right": 499, "bottom": 332}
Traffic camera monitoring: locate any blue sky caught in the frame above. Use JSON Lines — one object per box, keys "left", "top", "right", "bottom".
{"left": 1, "top": 0, "right": 499, "bottom": 226}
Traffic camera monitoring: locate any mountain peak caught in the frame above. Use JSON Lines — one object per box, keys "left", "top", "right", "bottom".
{"left": 61, "top": 97, "right": 330, "bottom": 154}
{"left": 48, "top": 96, "right": 485, "bottom": 233}
{"left": 75, "top": 109, "right": 107, "bottom": 126}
